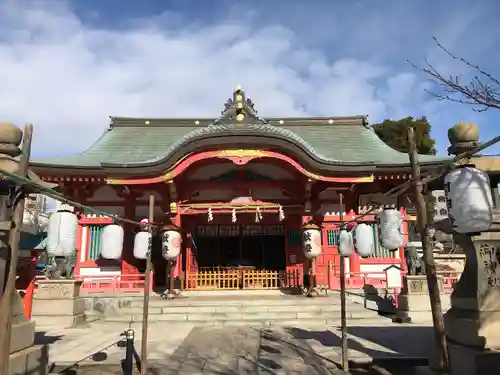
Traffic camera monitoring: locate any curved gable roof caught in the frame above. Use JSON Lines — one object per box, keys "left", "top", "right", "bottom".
{"left": 31, "top": 89, "right": 447, "bottom": 171}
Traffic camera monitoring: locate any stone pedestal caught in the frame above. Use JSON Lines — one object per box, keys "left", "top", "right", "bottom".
{"left": 395, "top": 275, "right": 447, "bottom": 322}
{"left": 9, "top": 292, "right": 49, "bottom": 375}
{"left": 439, "top": 231, "right": 500, "bottom": 375}
{"left": 32, "top": 279, "right": 86, "bottom": 327}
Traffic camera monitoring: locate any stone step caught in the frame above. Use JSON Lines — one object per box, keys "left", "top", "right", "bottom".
{"left": 90, "top": 307, "right": 380, "bottom": 323}
{"left": 114, "top": 302, "right": 367, "bottom": 315}
{"left": 128, "top": 296, "right": 345, "bottom": 308}
{"left": 92, "top": 315, "right": 384, "bottom": 326}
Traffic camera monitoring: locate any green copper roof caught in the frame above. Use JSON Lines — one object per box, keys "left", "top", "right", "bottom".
{"left": 31, "top": 89, "right": 446, "bottom": 169}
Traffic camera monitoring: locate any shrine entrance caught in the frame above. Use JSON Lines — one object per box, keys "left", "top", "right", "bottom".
{"left": 186, "top": 223, "right": 288, "bottom": 290}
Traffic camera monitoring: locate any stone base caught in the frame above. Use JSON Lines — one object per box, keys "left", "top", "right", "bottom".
{"left": 475, "top": 350, "right": 500, "bottom": 375}
{"left": 7, "top": 293, "right": 47, "bottom": 374}
{"left": 32, "top": 298, "right": 85, "bottom": 316}
{"left": 10, "top": 320, "right": 36, "bottom": 353}
{"left": 33, "top": 313, "right": 86, "bottom": 328}
{"left": 9, "top": 344, "right": 49, "bottom": 375}
{"left": 33, "top": 279, "right": 86, "bottom": 328}
{"left": 396, "top": 275, "right": 449, "bottom": 322}
{"left": 431, "top": 342, "right": 499, "bottom": 375}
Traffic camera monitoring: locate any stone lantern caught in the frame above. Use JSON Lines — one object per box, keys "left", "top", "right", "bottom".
{"left": 0, "top": 122, "right": 56, "bottom": 375}
{"left": 433, "top": 122, "right": 500, "bottom": 375}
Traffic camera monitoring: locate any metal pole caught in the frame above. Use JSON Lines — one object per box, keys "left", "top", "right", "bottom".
{"left": 407, "top": 127, "right": 449, "bottom": 374}
{"left": 0, "top": 124, "right": 33, "bottom": 375}
{"left": 140, "top": 194, "right": 154, "bottom": 375}
{"left": 169, "top": 260, "right": 175, "bottom": 296}
{"left": 124, "top": 328, "right": 135, "bottom": 375}
{"left": 339, "top": 193, "right": 349, "bottom": 372}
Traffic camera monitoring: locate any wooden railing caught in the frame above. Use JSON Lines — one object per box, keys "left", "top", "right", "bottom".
{"left": 186, "top": 268, "right": 300, "bottom": 290}
{"left": 23, "top": 268, "right": 461, "bottom": 294}
{"left": 187, "top": 269, "right": 240, "bottom": 290}
{"left": 78, "top": 273, "right": 153, "bottom": 294}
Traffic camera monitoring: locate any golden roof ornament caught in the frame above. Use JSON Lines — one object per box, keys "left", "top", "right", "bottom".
{"left": 218, "top": 87, "right": 259, "bottom": 124}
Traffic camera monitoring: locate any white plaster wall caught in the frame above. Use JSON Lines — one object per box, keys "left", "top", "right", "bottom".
{"left": 137, "top": 190, "right": 164, "bottom": 202}
{"left": 87, "top": 186, "right": 123, "bottom": 202}
{"left": 134, "top": 205, "right": 165, "bottom": 222}
{"left": 360, "top": 263, "right": 397, "bottom": 278}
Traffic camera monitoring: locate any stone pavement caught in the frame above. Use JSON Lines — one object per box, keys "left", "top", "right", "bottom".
{"left": 40, "top": 321, "right": 436, "bottom": 374}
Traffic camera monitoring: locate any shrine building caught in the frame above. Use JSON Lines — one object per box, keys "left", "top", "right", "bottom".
{"left": 30, "top": 88, "right": 451, "bottom": 291}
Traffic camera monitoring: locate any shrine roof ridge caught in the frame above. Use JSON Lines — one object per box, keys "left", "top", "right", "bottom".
{"left": 108, "top": 115, "right": 368, "bottom": 128}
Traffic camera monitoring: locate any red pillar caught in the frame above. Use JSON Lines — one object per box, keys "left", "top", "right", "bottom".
{"left": 172, "top": 211, "right": 182, "bottom": 279}
{"left": 23, "top": 252, "right": 37, "bottom": 319}
{"left": 349, "top": 252, "right": 361, "bottom": 276}
{"left": 73, "top": 215, "right": 83, "bottom": 278}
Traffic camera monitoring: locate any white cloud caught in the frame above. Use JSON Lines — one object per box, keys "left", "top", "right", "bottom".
{"left": 0, "top": 0, "right": 497, "bottom": 157}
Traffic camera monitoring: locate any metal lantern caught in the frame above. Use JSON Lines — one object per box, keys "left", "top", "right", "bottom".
{"left": 162, "top": 229, "right": 182, "bottom": 261}
{"left": 377, "top": 208, "right": 404, "bottom": 251}
{"left": 338, "top": 229, "right": 354, "bottom": 257}
{"left": 444, "top": 166, "right": 494, "bottom": 233}
{"left": 354, "top": 223, "right": 375, "bottom": 257}
{"left": 301, "top": 223, "right": 322, "bottom": 260}
{"left": 133, "top": 231, "right": 151, "bottom": 260}
{"left": 101, "top": 223, "right": 124, "bottom": 260}
{"left": 47, "top": 210, "right": 78, "bottom": 257}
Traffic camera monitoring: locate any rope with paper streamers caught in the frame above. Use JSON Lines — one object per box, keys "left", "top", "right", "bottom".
{"left": 0, "top": 168, "right": 175, "bottom": 229}
{"left": 0, "top": 133, "right": 497, "bottom": 231}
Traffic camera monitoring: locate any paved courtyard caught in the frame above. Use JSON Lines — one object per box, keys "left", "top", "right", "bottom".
{"left": 39, "top": 320, "right": 436, "bottom": 374}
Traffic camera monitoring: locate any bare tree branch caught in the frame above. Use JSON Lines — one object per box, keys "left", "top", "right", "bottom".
{"left": 409, "top": 37, "right": 500, "bottom": 112}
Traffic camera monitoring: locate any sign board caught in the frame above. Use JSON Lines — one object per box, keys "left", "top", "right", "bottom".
{"left": 384, "top": 265, "right": 402, "bottom": 289}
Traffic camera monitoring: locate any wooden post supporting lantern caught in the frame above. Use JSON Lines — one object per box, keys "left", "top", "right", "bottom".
{"left": 301, "top": 222, "right": 322, "bottom": 297}
{"left": 338, "top": 193, "right": 349, "bottom": 373}
{"left": 161, "top": 223, "right": 182, "bottom": 300}
{"left": 140, "top": 194, "right": 155, "bottom": 375}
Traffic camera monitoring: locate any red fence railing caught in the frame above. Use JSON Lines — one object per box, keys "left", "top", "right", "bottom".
{"left": 25, "top": 269, "right": 460, "bottom": 295}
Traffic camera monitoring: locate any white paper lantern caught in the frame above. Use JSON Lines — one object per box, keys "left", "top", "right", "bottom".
{"left": 445, "top": 166, "right": 494, "bottom": 233}
{"left": 133, "top": 231, "right": 151, "bottom": 260}
{"left": 162, "top": 230, "right": 182, "bottom": 260}
{"left": 377, "top": 208, "right": 404, "bottom": 251}
{"left": 101, "top": 224, "right": 124, "bottom": 260}
{"left": 47, "top": 211, "right": 78, "bottom": 257}
{"left": 302, "top": 226, "right": 322, "bottom": 259}
{"left": 338, "top": 229, "right": 354, "bottom": 257}
{"left": 354, "top": 223, "right": 375, "bottom": 257}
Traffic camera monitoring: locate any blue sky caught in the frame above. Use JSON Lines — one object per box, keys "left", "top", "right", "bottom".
{"left": 0, "top": 0, "right": 499, "bottom": 157}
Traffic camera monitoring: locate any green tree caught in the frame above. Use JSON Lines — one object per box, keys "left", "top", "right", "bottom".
{"left": 373, "top": 116, "right": 437, "bottom": 155}
{"left": 374, "top": 116, "right": 438, "bottom": 225}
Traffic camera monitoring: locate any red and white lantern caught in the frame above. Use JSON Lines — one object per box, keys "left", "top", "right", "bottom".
{"left": 302, "top": 223, "right": 322, "bottom": 259}
{"left": 162, "top": 229, "right": 182, "bottom": 261}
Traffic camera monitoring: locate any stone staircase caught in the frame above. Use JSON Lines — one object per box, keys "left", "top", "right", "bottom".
{"left": 84, "top": 291, "right": 387, "bottom": 326}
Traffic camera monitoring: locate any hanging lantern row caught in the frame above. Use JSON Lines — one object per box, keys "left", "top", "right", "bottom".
{"left": 377, "top": 208, "right": 404, "bottom": 251}
{"left": 444, "top": 166, "right": 494, "bottom": 234}
{"left": 47, "top": 210, "right": 79, "bottom": 257}
{"left": 47, "top": 211, "right": 124, "bottom": 260}
{"left": 101, "top": 223, "right": 124, "bottom": 260}
{"left": 133, "top": 231, "right": 151, "bottom": 260}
